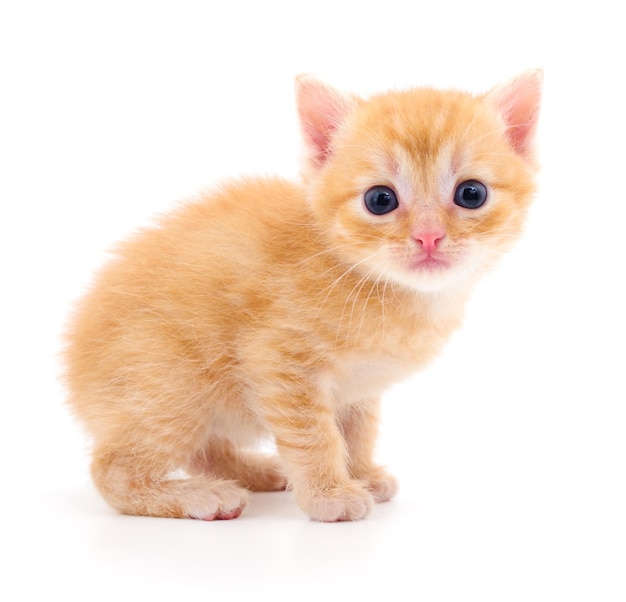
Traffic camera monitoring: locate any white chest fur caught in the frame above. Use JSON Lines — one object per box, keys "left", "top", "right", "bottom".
{"left": 318, "top": 288, "right": 468, "bottom": 408}
{"left": 317, "top": 355, "right": 416, "bottom": 407}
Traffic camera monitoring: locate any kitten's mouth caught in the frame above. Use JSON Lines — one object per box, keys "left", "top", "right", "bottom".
{"left": 407, "top": 254, "right": 451, "bottom": 272}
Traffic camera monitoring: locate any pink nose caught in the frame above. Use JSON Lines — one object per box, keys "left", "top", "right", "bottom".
{"left": 413, "top": 230, "right": 445, "bottom": 254}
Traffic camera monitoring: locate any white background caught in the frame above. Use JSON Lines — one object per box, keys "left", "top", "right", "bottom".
{"left": 1, "top": 1, "right": 625, "bottom": 600}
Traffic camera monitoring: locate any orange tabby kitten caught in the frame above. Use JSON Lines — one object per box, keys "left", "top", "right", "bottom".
{"left": 64, "top": 72, "right": 542, "bottom": 522}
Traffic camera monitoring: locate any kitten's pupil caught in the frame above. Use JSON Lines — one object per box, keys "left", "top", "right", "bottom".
{"left": 454, "top": 180, "right": 488, "bottom": 209}
{"left": 464, "top": 186, "right": 480, "bottom": 202}
{"left": 364, "top": 186, "right": 399, "bottom": 215}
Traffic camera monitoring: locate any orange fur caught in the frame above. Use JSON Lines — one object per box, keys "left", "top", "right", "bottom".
{"left": 63, "top": 72, "right": 542, "bottom": 521}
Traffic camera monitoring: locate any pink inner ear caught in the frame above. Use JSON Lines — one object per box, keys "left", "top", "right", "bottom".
{"left": 296, "top": 76, "right": 356, "bottom": 168}
{"left": 489, "top": 70, "right": 543, "bottom": 157}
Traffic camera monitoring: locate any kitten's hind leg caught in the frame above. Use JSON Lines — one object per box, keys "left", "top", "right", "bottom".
{"left": 91, "top": 446, "right": 248, "bottom": 520}
{"left": 187, "top": 438, "right": 288, "bottom": 492}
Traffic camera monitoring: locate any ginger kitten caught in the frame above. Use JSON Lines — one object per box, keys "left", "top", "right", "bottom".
{"left": 64, "top": 72, "right": 542, "bottom": 521}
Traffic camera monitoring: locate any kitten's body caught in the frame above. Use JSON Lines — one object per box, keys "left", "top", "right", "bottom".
{"left": 64, "top": 74, "right": 541, "bottom": 521}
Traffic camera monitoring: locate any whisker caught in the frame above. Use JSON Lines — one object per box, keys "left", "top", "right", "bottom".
{"left": 337, "top": 262, "right": 381, "bottom": 346}
{"left": 313, "top": 251, "right": 381, "bottom": 325}
{"left": 356, "top": 269, "right": 388, "bottom": 341}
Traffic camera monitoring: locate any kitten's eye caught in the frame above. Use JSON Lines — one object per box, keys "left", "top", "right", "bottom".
{"left": 364, "top": 186, "right": 399, "bottom": 215}
{"left": 454, "top": 180, "right": 488, "bottom": 209}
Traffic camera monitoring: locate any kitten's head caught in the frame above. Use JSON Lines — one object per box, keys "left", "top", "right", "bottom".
{"left": 296, "top": 72, "right": 542, "bottom": 292}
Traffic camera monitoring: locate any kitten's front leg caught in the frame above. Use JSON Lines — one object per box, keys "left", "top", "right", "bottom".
{"left": 258, "top": 381, "right": 375, "bottom": 522}
{"left": 337, "top": 399, "right": 398, "bottom": 503}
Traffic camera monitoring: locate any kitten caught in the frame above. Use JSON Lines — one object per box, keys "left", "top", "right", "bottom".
{"left": 64, "top": 72, "right": 542, "bottom": 522}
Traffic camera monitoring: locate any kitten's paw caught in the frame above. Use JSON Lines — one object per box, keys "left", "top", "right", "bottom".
{"left": 296, "top": 481, "right": 375, "bottom": 522}
{"left": 361, "top": 467, "right": 398, "bottom": 503}
{"left": 181, "top": 479, "right": 248, "bottom": 521}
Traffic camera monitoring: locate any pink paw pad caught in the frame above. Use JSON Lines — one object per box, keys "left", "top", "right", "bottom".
{"left": 198, "top": 506, "right": 243, "bottom": 521}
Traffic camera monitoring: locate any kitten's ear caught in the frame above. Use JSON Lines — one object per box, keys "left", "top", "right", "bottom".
{"left": 486, "top": 70, "right": 543, "bottom": 158}
{"left": 295, "top": 75, "right": 358, "bottom": 169}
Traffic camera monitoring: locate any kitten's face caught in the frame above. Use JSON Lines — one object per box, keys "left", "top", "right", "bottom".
{"left": 299, "top": 77, "right": 541, "bottom": 293}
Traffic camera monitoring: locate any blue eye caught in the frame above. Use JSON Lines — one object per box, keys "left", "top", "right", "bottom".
{"left": 454, "top": 180, "right": 488, "bottom": 209}
{"left": 364, "top": 186, "right": 399, "bottom": 215}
